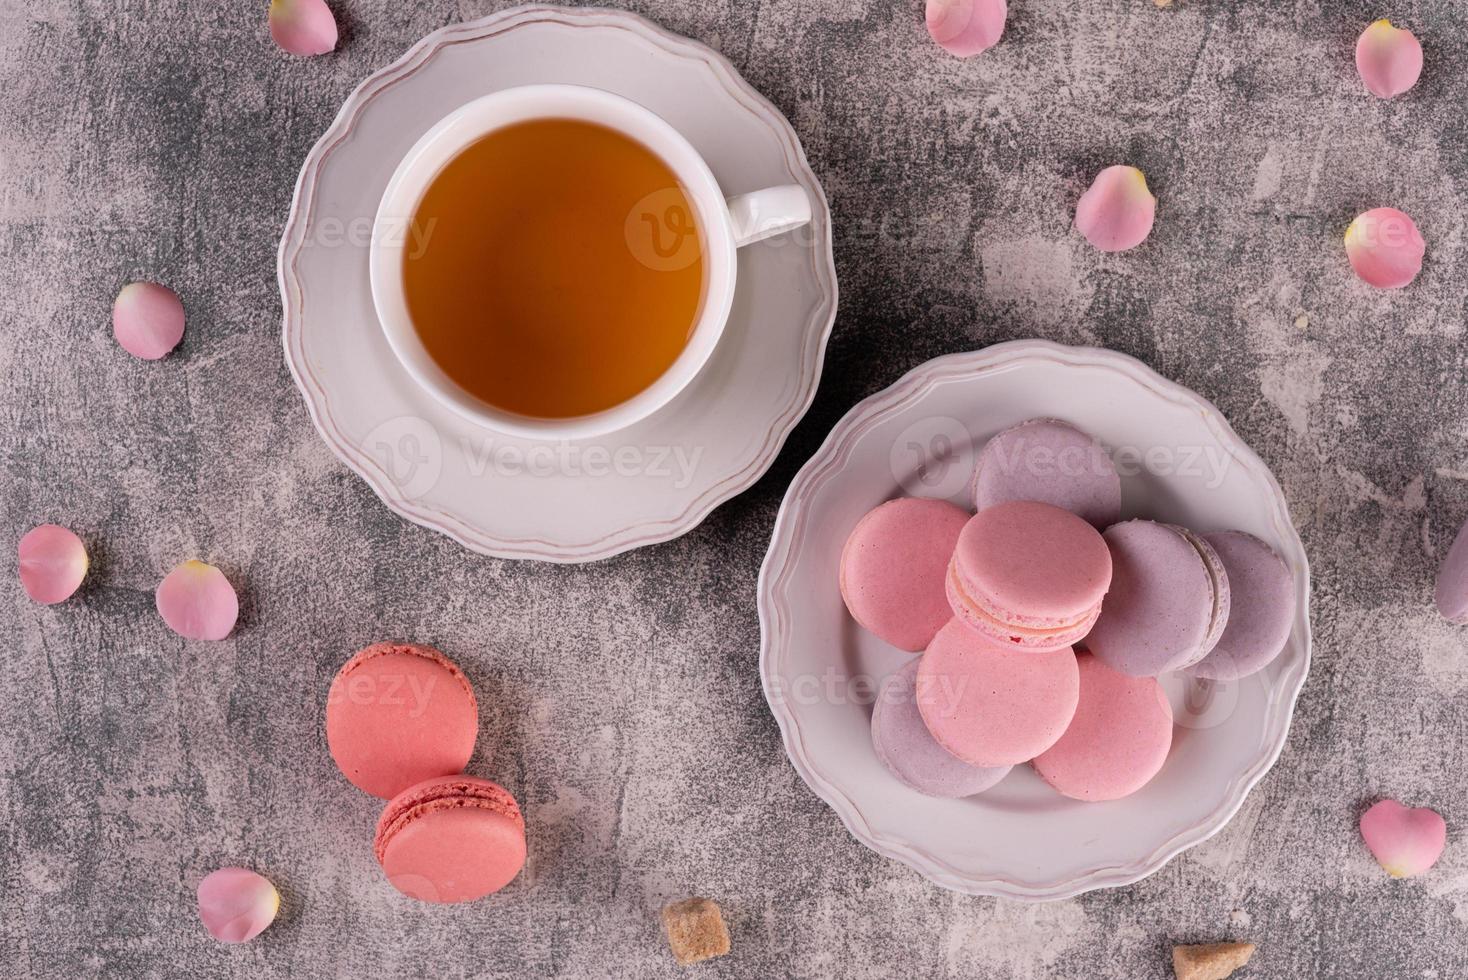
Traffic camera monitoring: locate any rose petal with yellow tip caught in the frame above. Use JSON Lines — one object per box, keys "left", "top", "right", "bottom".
{"left": 1075, "top": 166, "right": 1157, "bottom": 252}
{"left": 113, "top": 282, "right": 185, "bottom": 360}
{"left": 1360, "top": 799, "right": 1445, "bottom": 879}
{"left": 269, "top": 0, "right": 338, "bottom": 58}
{"left": 1356, "top": 20, "right": 1423, "bottom": 99}
{"left": 18, "top": 524, "right": 88, "bottom": 604}
{"left": 197, "top": 868, "right": 279, "bottom": 944}
{"left": 156, "top": 560, "right": 239, "bottom": 641}
{"left": 1345, "top": 207, "right": 1424, "bottom": 289}
{"left": 926, "top": 0, "right": 1007, "bottom": 58}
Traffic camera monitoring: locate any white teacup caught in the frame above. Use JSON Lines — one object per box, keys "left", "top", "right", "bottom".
{"left": 370, "top": 84, "right": 813, "bottom": 441}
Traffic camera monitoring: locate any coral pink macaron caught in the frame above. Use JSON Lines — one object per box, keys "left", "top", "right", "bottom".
{"left": 916, "top": 619, "right": 1080, "bottom": 767}
{"left": 326, "top": 643, "right": 478, "bottom": 799}
{"left": 945, "top": 500, "right": 1112, "bottom": 650}
{"left": 840, "top": 498, "right": 970, "bottom": 651}
{"left": 1032, "top": 653, "right": 1174, "bottom": 802}
{"left": 375, "top": 775, "right": 527, "bottom": 903}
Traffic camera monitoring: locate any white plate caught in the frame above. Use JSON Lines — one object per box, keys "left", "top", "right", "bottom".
{"left": 278, "top": 5, "right": 837, "bottom": 562}
{"left": 759, "top": 340, "right": 1311, "bottom": 900}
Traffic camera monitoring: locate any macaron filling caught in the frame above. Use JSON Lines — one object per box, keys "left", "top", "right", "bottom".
{"left": 945, "top": 560, "right": 1102, "bottom": 646}
{"left": 1171, "top": 526, "right": 1232, "bottom": 668}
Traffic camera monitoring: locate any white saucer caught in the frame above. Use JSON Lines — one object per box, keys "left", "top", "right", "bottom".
{"left": 759, "top": 340, "right": 1312, "bottom": 900}
{"left": 279, "top": 6, "right": 837, "bottom": 562}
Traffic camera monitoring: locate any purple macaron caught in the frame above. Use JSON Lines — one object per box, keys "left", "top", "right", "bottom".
{"left": 1085, "top": 520, "right": 1231, "bottom": 676}
{"left": 1435, "top": 515, "right": 1468, "bottom": 625}
{"left": 1185, "top": 531, "right": 1295, "bottom": 680}
{"left": 972, "top": 419, "right": 1121, "bottom": 528}
{"left": 871, "top": 658, "right": 1012, "bottom": 798}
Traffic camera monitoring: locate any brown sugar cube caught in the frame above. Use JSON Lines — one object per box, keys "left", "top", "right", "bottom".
{"left": 660, "top": 898, "right": 731, "bottom": 966}
{"left": 1173, "top": 942, "right": 1257, "bottom": 980}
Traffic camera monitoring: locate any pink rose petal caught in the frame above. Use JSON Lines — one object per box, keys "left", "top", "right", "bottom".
{"left": 1356, "top": 20, "right": 1423, "bottom": 99}
{"left": 926, "top": 0, "right": 1007, "bottom": 58}
{"left": 113, "top": 282, "right": 185, "bottom": 360}
{"left": 197, "top": 868, "right": 279, "bottom": 944}
{"left": 1075, "top": 165, "right": 1157, "bottom": 252}
{"left": 269, "top": 0, "right": 338, "bottom": 57}
{"left": 156, "top": 560, "right": 239, "bottom": 641}
{"left": 1345, "top": 207, "right": 1425, "bottom": 289}
{"left": 18, "top": 525, "right": 88, "bottom": 604}
{"left": 1360, "top": 799, "right": 1446, "bottom": 878}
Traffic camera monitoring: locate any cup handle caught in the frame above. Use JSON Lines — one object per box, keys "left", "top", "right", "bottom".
{"left": 726, "top": 185, "right": 813, "bottom": 247}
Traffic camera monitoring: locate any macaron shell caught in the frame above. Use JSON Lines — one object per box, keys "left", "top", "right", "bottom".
{"left": 380, "top": 805, "right": 526, "bottom": 903}
{"left": 1085, "top": 521, "right": 1216, "bottom": 676}
{"left": 972, "top": 418, "right": 1121, "bottom": 528}
{"left": 1435, "top": 516, "right": 1468, "bottom": 625}
{"left": 871, "top": 658, "right": 1012, "bottom": 798}
{"left": 947, "top": 501, "right": 1112, "bottom": 649}
{"left": 916, "top": 619, "right": 1080, "bottom": 767}
{"left": 1186, "top": 531, "right": 1294, "bottom": 680}
{"left": 840, "top": 498, "right": 971, "bottom": 651}
{"left": 326, "top": 643, "right": 478, "bottom": 799}
{"left": 1032, "top": 653, "right": 1173, "bottom": 802}
{"left": 376, "top": 775, "right": 526, "bottom": 904}
{"left": 1171, "top": 525, "right": 1232, "bottom": 667}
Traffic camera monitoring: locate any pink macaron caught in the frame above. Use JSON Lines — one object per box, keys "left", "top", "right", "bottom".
{"left": 1085, "top": 521, "right": 1231, "bottom": 676}
{"left": 945, "top": 500, "right": 1113, "bottom": 651}
{"left": 1032, "top": 653, "right": 1173, "bottom": 801}
{"left": 916, "top": 619, "right": 1080, "bottom": 767}
{"left": 1185, "top": 531, "right": 1294, "bottom": 681}
{"left": 326, "top": 642, "right": 479, "bottom": 799}
{"left": 871, "top": 658, "right": 1012, "bottom": 798}
{"left": 840, "top": 497, "right": 970, "bottom": 652}
{"left": 972, "top": 418, "right": 1121, "bottom": 528}
{"left": 375, "top": 775, "right": 527, "bottom": 903}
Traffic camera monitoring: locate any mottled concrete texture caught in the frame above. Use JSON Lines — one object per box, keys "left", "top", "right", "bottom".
{"left": 3, "top": 1, "right": 1468, "bottom": 977}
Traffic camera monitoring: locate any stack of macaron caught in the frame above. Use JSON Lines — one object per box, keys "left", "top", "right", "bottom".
{"left": 842, "top": 418, "right": 1297, "bottom": 803}
{"left": 325, "top": 642, "right": 526, "bottom": 903}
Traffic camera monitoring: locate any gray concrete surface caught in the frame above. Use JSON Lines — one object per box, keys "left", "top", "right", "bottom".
{"left": 3, "top": 1, "right": 1468, "bottom": 976}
